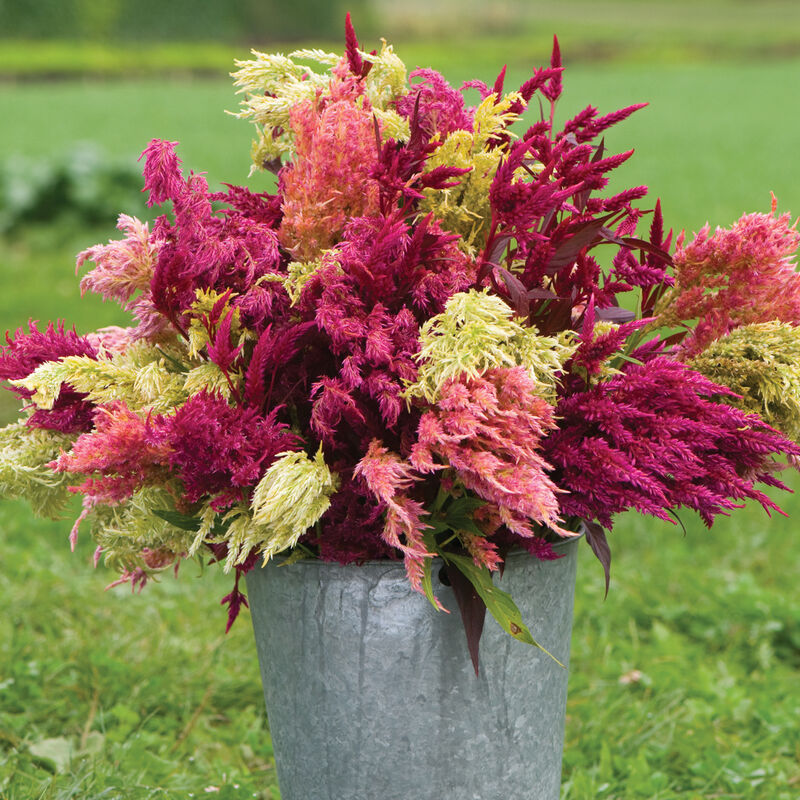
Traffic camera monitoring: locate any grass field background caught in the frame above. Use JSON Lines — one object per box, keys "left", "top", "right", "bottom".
{"left": 1, "top": 20, "right": 799, "bottom": 800}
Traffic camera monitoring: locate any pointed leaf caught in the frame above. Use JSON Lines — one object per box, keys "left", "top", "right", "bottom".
{"left": 487, "top": 233, "right": 514, "bottom": 266}
{"left": 443, "top": 560, "right": 487, "bottom": 676}
{"left": 584, "top": 521, "right": 611, "bottom": 598}
{"left": 420, "top": 557, "right": 440, "bottom": 611}
{"left": 442, "top": 552, "right": 565, "bottom": 667}
{"left": 596, "top": 306, "right": 636, "bottom": 323}
{"left": 598, "top": 229, "right": 673, "bottom": 263}
{"left": 547, "top": 215, "right": 616, "bottom": 269}
{"left": 445, "top": 496, "right": 487, "bottom": 516}
{"left": 420, "top": 529, "right": 447, "bottom": 612}
{"left": 496, "top": 266, "right": 530, "bottom": 317}
{"left": 153, "top": 509, "right": 201, "bottom": 531}
{"left": 527, "top": 287, "right": 559, "bottom": 301}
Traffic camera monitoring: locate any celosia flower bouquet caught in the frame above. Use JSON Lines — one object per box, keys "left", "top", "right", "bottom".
{"left": 3, "top": 18, "right": 800, "bottom": 662}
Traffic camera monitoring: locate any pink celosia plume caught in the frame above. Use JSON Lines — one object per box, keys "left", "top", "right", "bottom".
{"left": 665, "top": 201, "right": 800, "bottom": 354}
{"left": 411, "top": 367, "right": 569, "bottom": 539}
{"left": 77, "top": 214, "right": 160, "bottom": 309}
{"left": 50, "top": 401, "right": 172, "bottom": 506}
{"left": 278, "top": 84, "right": 382, "bottom": 259}
{"left": 354, "top": 439, "right": 435, "bottom": 598}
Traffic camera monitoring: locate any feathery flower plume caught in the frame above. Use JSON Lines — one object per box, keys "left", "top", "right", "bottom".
{"left": 249, "top": 448, "right": 339, "bottom": 563}
{"left": 411, "top": 367, "right": 568, "bottom": 538}
{"left": 166, "top": 392, "right": 297, "bottom": 507}
{"left": 50, "top": 402, "right": 171, "bottom": 510}
{"left": 0, "top": 421, "right": 75, "bottom": 518}
{"left": 657, "top": 202, "right": 800, "bottom": 354}
{"left": 1, "top": 321, "right": 99, "bottom": 433}
{"left": 544, "top": 358, "right": 800, "bottom": 529}
{"left": 688, "top": 321, "right": 800, "bottom": 440}
{"left": 77, "top": 214, "right": 159, "bottom": 309}
{"left": 408, "top": 289, "right": 575, "bottom": 404}
{"left": 278, "top": 86, "right": 382, "bottom": 259}
{"left": 354, "top": 439, "right": 434, "bottom": 596}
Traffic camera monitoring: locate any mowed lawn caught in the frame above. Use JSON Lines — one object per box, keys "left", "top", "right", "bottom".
{"left": 1, "top": 49, "right": 799, "bottom": 799}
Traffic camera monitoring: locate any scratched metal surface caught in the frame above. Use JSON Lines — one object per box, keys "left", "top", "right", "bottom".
{"left": 246, "top": 538, "right": 579, "bottom": 800}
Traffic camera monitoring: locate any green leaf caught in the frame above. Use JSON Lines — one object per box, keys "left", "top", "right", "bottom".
{"left": 420, "top": 557, "right": 439, "bottom": 610}
{"left": 444, "top": 495, "right": 487, "bottom": 516}
{"left": 152, "top": 508, "right": 201, "bottom": 531}
{"left": 420, "top": 528, "right": 444, "bottom": 611}
{"left": 442, "top": 512, "right": 485, "bottom": 538}
{"left": 442, "top": 495, "right": 487, "bottom": 537}
{"left": 441, "top": 551, "right": 565, "bottom": 668}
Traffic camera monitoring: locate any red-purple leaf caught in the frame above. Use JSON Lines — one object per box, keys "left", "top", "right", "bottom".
{"left": 527, "top": 287, "right": 559, "bottom": 300}
{"left": 595, "top": 306, "right": 636, "bottom": 323}
{"left": 598, "top": 229, "right": 673, "bottom": 263}
{"left": 496, "top": 266, "right": 530, "bottom": 317}
{"left": 547, "top": 217, "right": 611, "bottom": 268}
{"left": 444, "top": 562, "right": 487, "bottom": 677}
{"left": 583, "top": 521, "right": 611, "bottom": 598}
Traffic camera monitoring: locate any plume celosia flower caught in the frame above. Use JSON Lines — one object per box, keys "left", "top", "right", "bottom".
{"left": 248, "top": 448, "right": 339, "bottom": 564}
{"left": 396, "top": 68, "right": 475, "bottom": 139}
{"left": 278, "top": 77, "right": 382, "bottom": 260}
{"left": 77, "top": 214, "right": 159, "bottom": 309}
{"left": 354, "top": 439, "right": 434, "bottom": 596}
{"left": 657, "top": 201, "right": 800, "bottom": 354}
{"left": 408, "top": 289, "right": 575, "bottom": 404}
{"left": 544, "top": 358, "right": 800, "bottom": 529}
{"left": 411, "top": 367, "right": 568, "bottom": 538}
{"left": 165, "top": 391, "right": 298, "bottom": 508}
{"left": 50, "top": 401, "right": 171, "bottom": 506}
{"left": 688, "top": 321, "right": 800, "bottom": 440}
{"left": 139, "top": 139, "right": 284, "bottom": 336}
{"left": 0, "top": 322, "right": 98, "bottom": 433}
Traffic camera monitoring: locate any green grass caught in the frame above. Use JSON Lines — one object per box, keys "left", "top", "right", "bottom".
{"left": 1, "top": 48, "right": 800, "bottom": 799}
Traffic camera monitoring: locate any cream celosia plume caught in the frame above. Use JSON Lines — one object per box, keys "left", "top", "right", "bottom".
{"left": 14, "top": 345, "right": 188, "bottom": 415}
{"left": 0, "top": 422, "right": 75, "bottom": 518}
{"left": 407, "top": 289, "right": 576, "bottom": 404}
{"left": 246, "top": 448, "right": 339, "bottom": 567}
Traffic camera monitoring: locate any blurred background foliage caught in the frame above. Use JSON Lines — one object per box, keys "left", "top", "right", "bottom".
{"left": 1, "top": 2, "right": 799, "bottom": 798}
{"left": 0, "top": 0, "right": 799, "bottom": 78}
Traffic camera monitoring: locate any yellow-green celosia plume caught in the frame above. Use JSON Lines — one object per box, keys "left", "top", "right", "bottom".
{"left": 407, "top": 289, "right": 576, "bottom": 403}
{"left": 13, "top": 344, "right": 188, "bottom": 416}
{"left": 687, "top": 321, "right": 800, "bottom": 440}
{"left": 90, "top": 487, "right": 195, "bottom": 576}
{"left": 232, "top": 41, "right": 408, "bottom": 168}
{"left": 0, "top": 421, "right": 75, "bottom": 518}
{"left": 420, "top": 93, "right": 526, "bottom": 251}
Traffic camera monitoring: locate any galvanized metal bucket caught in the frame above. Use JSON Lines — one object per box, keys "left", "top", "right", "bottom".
{"left": 246, "top": 538, "right": 580, "bottom": 800}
